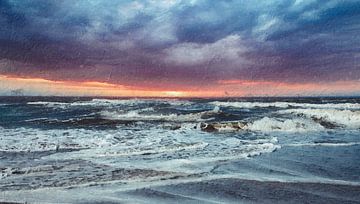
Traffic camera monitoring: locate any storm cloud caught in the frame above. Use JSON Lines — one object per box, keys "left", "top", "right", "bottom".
{"left": 0, "top": 0, "right": 359, "bottom": 88}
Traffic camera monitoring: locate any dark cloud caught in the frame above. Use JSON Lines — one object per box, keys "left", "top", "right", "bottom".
{"left": 0, "top": 0, "right": 359, "bottom": 87}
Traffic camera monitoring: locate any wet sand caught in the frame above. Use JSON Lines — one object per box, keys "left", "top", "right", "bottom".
{"left": 1, "top": 145, "right": 360, "bottom": 203}
{"left": 2, "top": 178, "right": 360, "bottom": 204}
{"left": 134, "top": 178, "right": 360, "bottom": 204}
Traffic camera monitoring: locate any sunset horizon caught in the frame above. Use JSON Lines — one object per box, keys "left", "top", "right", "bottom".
{"left": 1, "top": 1, "right": 360, "bottom": 203}
{"left": 2, "top": 74, "right": 360, "bottom": 97}
{"left": 1, "top": 0, "right": 359, "bottom": 97}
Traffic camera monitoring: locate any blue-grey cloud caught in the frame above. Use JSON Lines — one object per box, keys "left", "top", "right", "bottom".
{"left": 0, "top": 0, "right": 359, "bottom": 86}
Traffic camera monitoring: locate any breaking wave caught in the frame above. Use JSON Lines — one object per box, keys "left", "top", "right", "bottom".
{"left": 98, "top": 142, "right": 209, "bottom": 157}
{"left": 0, "top": 127, "right": 108, "bottom": 152}
{"left": 27, "top": 98, "right": 193, "bottom": 109}
{"left": 0, "top": 125, "right": 279, "bottom": 174}
{"left": 246, "top": 117, "right": 324, "bottom": 132}
{"left": 210, "top": 101, "right": 360, "bottom": 110}
{"left": 280, "top": 109, "right": 360, "bottom": 129}
{"left": 100, "top": 106, "right": 220, "bottom": 122}
{"left": 27, "top": 101, "right": 69, "bottom": 108}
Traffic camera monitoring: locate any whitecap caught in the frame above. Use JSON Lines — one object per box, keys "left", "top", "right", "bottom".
{"left": 211, "top": 101, "right": 290, "bottom": 109}
{"left": 98, "top": 142, "right": 209, "bottom": 157}
{"left": 246, "top": 117, "right": 324, "bottom": 132}
{"left": 210, "top": 101, "right": 360, "bottom": 110}
{"left": 26, "top": 98, "right": 193, "bottom": 109}
{"left": 27, "top": 101, "right": 69, "bottom": 109}
{"left": 100, "top": 107, "right": 219, "bottom": 122}
{"left": 280, "top": 109, "right": 360, "bottom": 129}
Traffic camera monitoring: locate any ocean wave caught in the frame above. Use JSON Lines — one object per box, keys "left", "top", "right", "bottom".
{"left": 27, "top": 98, "right": 193, "bottom": 109}
{"left": 246, "top": 117, "right": 324, "bottom": 132}
{"left": 142, "top": 142, "right": 280, "bottom": 174}
{"left": 1, "top": 125, "right": 279, "bottom": 175}
{"left": 0, "top": 124, "right": 207, "bottom": 153}
{"left": 199, "top": 114, "right": 352, "bottom": 132}
{"left": 100, "top": 110, "right": 201, "bottom": 122}
{"left": 25, "top": 117, "right": 134, "bottom": 127}
{"left": 280, "top": 109, "right": 360, "bottom": 129}
{"left": 0, "top": 127, "right": 112, "bottom": 152}
{"left": 210, "top": 101, "right": 360, "bottom": 110}
{"left": 27, "top": 101, "right": 69, "bottom": 108}
{"left": 98, "top": 142, "right": 209, "bottom": 157}
{"left": 84, "top": 142, "right": 281, "bottom": 174}
{"left": 286, "top": 142, "right": 360, "bottom": 147}
{"left": 25, "top": 117, "right": 55, "bottom": 122}
{"left": 100, "top": 106, "right": 220, "bottom": 122}
{"left": 26, "top": 100, "right": 136, "bottom": 109}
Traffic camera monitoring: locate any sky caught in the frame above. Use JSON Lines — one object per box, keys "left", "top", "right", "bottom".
{"left": 0, "top": 0, "right": 359, "bottom": 97}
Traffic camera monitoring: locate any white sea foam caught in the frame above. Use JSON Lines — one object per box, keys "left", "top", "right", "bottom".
{"left": 246, "top": 117, "right": 324, "bottom": 132}
{"left": 75, "top": 99, "right": 151, "bottom": 106}
{"left": 24, "top": 117, "right": 52, "bottom": 122}
{"left": 100, "top": 110, "right": 201, "bottom": 122}
{"left": 98, "top": 142, "right": 209, "bottom": 157}
{"left": 210, "top": 101, "right": 360, "bottom": 110}
{"left": 280, "top": 109, "right": 360, "bottom": 129}
{"left": 0, "top": 127, "right": 103, "bottom": 152}
{"left": 100, "top": 107, "right": 219, "bottom": 122}
{"left": 2, "top": 124, "right": 278, "bottom": 174}
{"left": 0, "top": 125, "right": 278, "bottom": 157}
{"left": 211, "top": 101, "right": 290, "bottom": 108}
{"left": 27, "top": 101, "right": 69, "bottom": 108}
{"left": 143, "top": 142, "right": 280, "bottom": 173}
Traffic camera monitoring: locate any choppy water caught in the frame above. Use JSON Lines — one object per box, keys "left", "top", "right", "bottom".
{"left": 0, "top": 97, "right": 359, "bottom": 202}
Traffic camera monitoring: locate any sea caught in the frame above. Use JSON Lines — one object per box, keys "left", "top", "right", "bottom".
{"left": 0, "top": 96, "right": 359, "bottom": 203}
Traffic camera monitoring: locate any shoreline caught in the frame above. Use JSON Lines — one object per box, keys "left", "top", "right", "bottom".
{"left": 2, "top": 178, "right": 360, "bottom": 204}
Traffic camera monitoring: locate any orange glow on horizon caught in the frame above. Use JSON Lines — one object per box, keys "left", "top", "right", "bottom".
{"left": 0, "top": 74, "right": 359, "bottom": 97}
{"left": 217, "top": 79, "right": 360, "bottom": 96}
{"left": 0, "top": 75, "right": 215, "bottom": 97}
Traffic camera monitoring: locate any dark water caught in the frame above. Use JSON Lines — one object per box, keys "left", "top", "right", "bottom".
{"left": 0, "top": 97, "right": 359, "bottom": 203}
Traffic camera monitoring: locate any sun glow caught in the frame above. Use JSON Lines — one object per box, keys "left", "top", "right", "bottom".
{"left": 1, "top": 74, "right": 359, "bottom": 97}
{"left": 0, "top": 75, "right": 214, "bottom": 97}
{"left": 163, "top": 91, "right": 186, "bottom": 97}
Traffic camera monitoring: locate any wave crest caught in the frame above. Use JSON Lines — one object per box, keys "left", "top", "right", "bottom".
{"left": 246, "top": 117, "right": 324, "bottom": 132}
{"left": 280, "top": 109, "right": 360, "bottom": 129}
{"left": 211, "top": 101, "right": 360, "bottom": 110}
{"left": 27, "top": 98, "right": 193, "bottom": 109}
{"left": 100, "top": 106, "right": 220, "bottom": 122}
